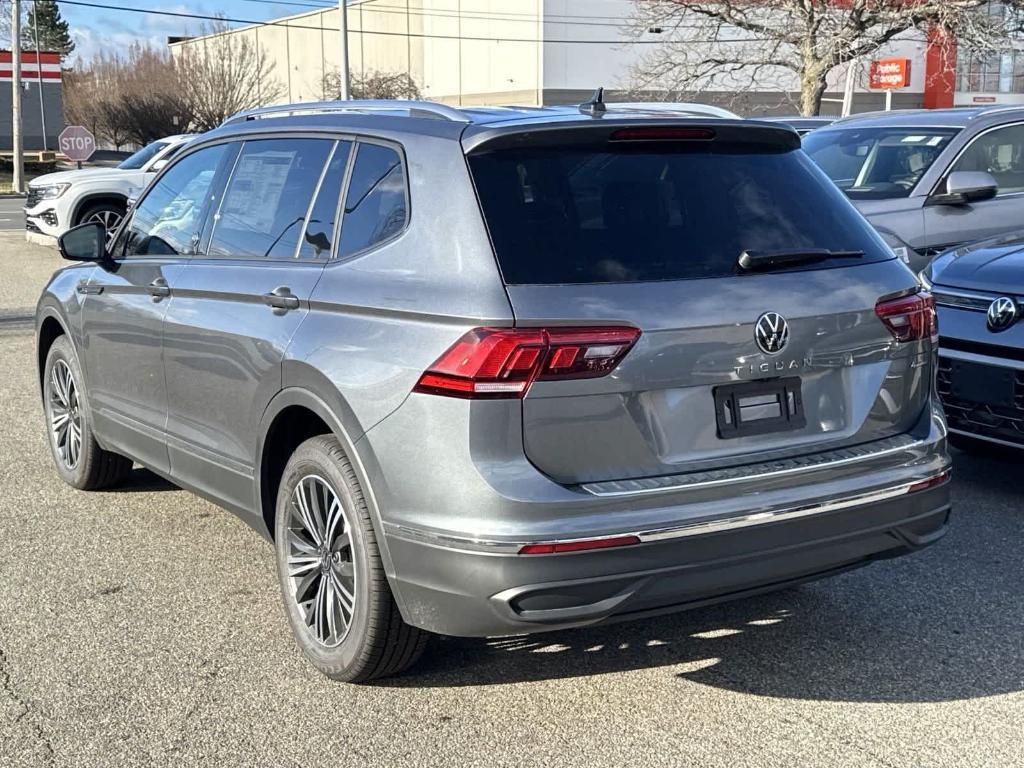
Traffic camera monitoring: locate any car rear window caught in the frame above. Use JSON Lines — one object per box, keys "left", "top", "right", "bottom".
{"left": 468, "top": 143, "right": 894, "bottom": 285}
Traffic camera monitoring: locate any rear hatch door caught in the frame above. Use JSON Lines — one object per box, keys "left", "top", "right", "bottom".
{"left": 466, "top": 121, "right": 928, "bottom": 485}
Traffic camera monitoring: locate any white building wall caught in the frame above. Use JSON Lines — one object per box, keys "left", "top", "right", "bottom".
{"left": 169, "top": 0, "right": 948, "bottom": 114}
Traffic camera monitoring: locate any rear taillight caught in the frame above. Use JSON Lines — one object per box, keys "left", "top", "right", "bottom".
{"left": 875, "top": 291, "right": 937, "bottom": 343}
{"left": 413, "top": 327, "right": 641, "bottom": 399}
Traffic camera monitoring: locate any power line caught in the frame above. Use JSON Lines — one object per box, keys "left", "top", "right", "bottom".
{"left": 232, "top": 0, "right": 642, "bottom": 28}
{"left": 56, "top": 1, "right": 758, "bottom": 45}
{"left": 234, "top": 0, "right": 636, "bottom": 25}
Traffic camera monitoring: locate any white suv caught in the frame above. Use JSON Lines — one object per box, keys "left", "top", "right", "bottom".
{"left": 25, "top": 134, "right": 195, "bottom": 243}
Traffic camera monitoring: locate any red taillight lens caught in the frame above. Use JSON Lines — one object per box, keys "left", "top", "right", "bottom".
{"left": 413, "top": 327, "right": 641, "bottom": 399}
{"left": 518, "top": 535, "right": 640, "bottom": 555}
{"left": 610, "top": 127, "right": 716, "bottom": 142}
{"left": 907, "top": 469, "right": 951, "bottom": 493}
{"left": 875, "top": 291, "right": 937, "bottom": 343}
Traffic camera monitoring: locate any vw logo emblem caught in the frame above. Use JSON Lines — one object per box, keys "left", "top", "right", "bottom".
{"left": 755, "top": 312, "right": 790, "bottom": 355}
{"left": 987, "top": 297, "right": 1018, "bottom": 332}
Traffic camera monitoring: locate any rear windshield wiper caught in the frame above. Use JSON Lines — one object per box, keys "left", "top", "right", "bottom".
{"left": 737, "top": 249, "right": 865, "bottom": 273}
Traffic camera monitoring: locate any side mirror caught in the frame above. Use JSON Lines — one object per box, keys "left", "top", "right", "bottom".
{"left": 931, "top": 171, "right": 999, "bottom": 206}
{"left": 149, "top": 158, "right": 168, "bottom": 173}
{"left": 58, "top": 222, "right": 107, "bottom": 262}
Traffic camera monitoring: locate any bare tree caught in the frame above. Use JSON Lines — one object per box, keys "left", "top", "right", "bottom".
{"left": 176, "top": 19, "right": 285, "bottom": 130}
{"left": 321, "top": 69, "right": 422, "bottom": 101}
{"left": 64, "top": 44, "right": 190, "bottom": 148}
{"left": 627, "top": 1, "right": 1022, "bottom": 116}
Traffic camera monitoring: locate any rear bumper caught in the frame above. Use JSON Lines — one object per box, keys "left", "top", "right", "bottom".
{"left": 385, "top": 476, "right": 950, "bottom": 637}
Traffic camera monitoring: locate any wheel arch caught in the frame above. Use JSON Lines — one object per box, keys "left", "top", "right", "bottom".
{"left": 257, "top": 387, "right": 372, "bottom": 537}
{"left": 36, "top": 307, "right": 72, "bottom": 397}
{"left": 71, "top": 193, "right": 128, "bottom": 225}
{"left": 255, "top": 385, "right": 409, "bottom": 613}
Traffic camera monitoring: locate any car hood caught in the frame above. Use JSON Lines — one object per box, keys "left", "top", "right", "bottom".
{"left": 28, "top": 167, "right": 135, "bottom": 187}
{"left": 932, "top": 231, "right": 1024, "bottom": 294}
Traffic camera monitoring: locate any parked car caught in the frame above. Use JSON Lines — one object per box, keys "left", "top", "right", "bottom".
{"left": 760, "top": 116, "right": 836, "bottom": 135}
{"left": 24, "top": 134, "right": 196, "bottom": 241}
{"left": 924, "top": 233, "right": 1024, "bottom": 451}
{"left": 802, "top": 105, "right": 1024, "bottom": 274}
{"left": 35, "top": 99, "right": 951, "bottom": 683}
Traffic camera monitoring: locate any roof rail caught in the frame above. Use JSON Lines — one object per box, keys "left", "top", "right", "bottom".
{"left": 222, "top": 99, "right": 471, "bottom": 126}
{"left": 600, "top": 102, "right": 740, "bottom": 120}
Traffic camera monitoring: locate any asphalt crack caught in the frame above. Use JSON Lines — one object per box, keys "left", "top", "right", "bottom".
{"left": 0, "top": 646, "right": 55, "bottom": 765}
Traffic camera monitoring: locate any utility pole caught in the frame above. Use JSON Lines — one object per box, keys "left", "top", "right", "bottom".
{"left": 338, "top": 0, "right": 351, "bottom": 99}
{"left": 32, "top": 1, "right": 47, "bottom": 151}
{"left": 841, "top": 58, "right": 859, "bottom": 118}
{"left": 11, "top": 0, "right": 24, "bottom": 194}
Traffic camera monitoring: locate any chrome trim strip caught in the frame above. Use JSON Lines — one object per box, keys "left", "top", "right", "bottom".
{"left": 580, "top": 436, "right": 924, "bottom": 498}
{"left": 938, "top": 348, "right": 1024, "bottom": 371}
{"left": 384, "top": 472, "right": 950, "bottom": 554}
{"left": 933, "top": 288, "right": 1022, "bottom": 312}
{"left": 948, "top": 427, "right": 1024, "bottom": 450}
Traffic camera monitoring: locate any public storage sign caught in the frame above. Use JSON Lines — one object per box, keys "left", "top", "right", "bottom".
{"left": 869, "top": 58, "right": 912, "bottom": 90}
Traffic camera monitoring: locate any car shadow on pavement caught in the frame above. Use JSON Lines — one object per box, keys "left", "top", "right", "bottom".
{"left": 381, "top": 450, "right": 1024, "bottom": 703}
{"left": 102, "top": 467, "right": 178, "bottom": 493}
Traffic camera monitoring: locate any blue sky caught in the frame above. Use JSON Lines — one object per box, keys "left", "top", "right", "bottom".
{"left": 58, "top": 1, "right": 331, "bottom": 62}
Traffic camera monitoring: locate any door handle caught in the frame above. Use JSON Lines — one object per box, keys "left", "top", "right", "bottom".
{"left": 147, "top": 277, "right": 170, "bottom": 299}
{"left": 76, "top": 281, "right": 103, "bottom": 295}
{"left": 263, "top": 286, "right": 300, "bottom": 312}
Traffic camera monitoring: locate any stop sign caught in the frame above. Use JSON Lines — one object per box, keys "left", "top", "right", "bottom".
{"left": 58, "top": 125, "right": 96, "bottom": 162}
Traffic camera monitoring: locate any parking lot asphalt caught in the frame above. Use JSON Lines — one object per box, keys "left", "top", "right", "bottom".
{"left": 0, "top": 198, "right": 26, "bottom": 231}
{"left": 1, "top": 241, "right": 1022, "bottom": 767}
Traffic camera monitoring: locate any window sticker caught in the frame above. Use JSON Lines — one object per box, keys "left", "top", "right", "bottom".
{"left": 219, "top": 151, "right": 295, "bottom": 234}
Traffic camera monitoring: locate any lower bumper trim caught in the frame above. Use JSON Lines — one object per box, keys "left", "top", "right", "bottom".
{"left": 385, "top": 469, "right": 952, "bottom": 555}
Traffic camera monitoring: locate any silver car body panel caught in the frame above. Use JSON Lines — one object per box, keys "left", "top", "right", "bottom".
{"left": 36, "top": 104, "right": 952, "bottom": 638}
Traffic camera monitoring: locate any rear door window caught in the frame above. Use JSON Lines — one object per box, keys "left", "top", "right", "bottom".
{"left": 338, "top": 142, "right": 407, "bottom": 258}
{"left": 299, "top": 140, "right": 352, "bottom": 260}
{"left": 468, "top": 143, "right": 893, "bottom": 285}
{"left": 208, "top": 138, "right": 334, "bottom": 260}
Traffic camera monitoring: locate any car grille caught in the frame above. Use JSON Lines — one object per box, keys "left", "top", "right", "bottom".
{"left": 25, "top": 187, "right": 43, "bottom": 208}
{"left": 937, "top": 358, "right": 1024, "bottom": 445}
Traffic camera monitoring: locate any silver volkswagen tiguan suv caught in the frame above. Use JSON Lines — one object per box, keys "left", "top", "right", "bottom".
{"left": 36, "top": 99, "right": 951, "bottom": 682}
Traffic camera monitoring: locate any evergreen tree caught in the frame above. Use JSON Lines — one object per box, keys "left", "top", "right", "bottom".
{"left": 23, "top": 0, "right": 74, "bottom": 60}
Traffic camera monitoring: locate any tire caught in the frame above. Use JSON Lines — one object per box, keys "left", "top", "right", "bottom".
{"left": 42, "top": 335, "right": 132, "bottom": 490}
{"left": 76, "top": 201, "right": 126, "bottom": 233}
{"left": 274, "top": 435, "right": 427, "bottom": 683}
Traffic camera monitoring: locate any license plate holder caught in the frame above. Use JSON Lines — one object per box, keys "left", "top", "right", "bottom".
{"left": 714, "top": 377, "right": 806, "bottom": 439}
{"left": 949, "top": 361, "right": 1016, "bottom": 409}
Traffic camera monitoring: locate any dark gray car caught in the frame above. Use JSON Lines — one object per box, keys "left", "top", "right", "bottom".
{"left": 803, "top": 106, "right": 1024, "bottom": 274}
{"left": 926, "top": 232, "right": 1024, "bottom": 450}
{"left": 35, "top": 100, "right": 951, "bottom": 682}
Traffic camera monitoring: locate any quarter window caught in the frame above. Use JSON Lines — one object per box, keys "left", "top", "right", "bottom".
{"left": 122, "top": 143, "right": 230, "bottom": 258}
{"left": 208, "top": 139, "right": 335, "bottom": 260}
{"left": 338, "top": 143, "right": 407, "bottom": 258}
{"left": 950, "top": 124, "right": 1024, "bottom": 194}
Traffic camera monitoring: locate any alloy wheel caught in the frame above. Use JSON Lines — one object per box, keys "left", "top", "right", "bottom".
{"left": 48, "top": 359, "right": 82, "bottom": 470}
{"left": 85, "top": 209, "right": 123, "bottom": 232}
{"left": 285, "top": 475, "right": 357, "bottom": 648}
